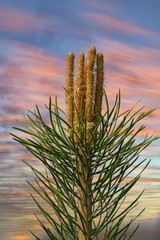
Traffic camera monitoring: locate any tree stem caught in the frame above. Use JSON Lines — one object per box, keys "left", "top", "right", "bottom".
{"left": 78, "top": 148, "right": 92, "bottom": 240}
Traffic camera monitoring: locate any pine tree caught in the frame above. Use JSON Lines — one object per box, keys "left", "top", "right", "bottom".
{"left": 11, "top": 46, "right": 158, "bottom": 240}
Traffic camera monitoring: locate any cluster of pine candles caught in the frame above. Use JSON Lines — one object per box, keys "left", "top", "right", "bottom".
{"left": 66, "top": 46, "right": 104, "bottom": 239}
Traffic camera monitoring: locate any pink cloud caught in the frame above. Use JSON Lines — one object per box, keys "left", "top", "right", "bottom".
{"left": 1, "top": 40, "right": 159, "bottom": 147}
{"left": 94, "top": 39, "right": 160, "bottom": 103}
{"left": 0, "top": 7, "right": 56, "bottom": 33}
{"left": 82, "top": 12, "right": 156, "bottom": 36}
{"left": 102, "top": 39, "right": 160, "bottom": 62}
{"left": 128, "top": 165, "right": 160, "bottom": 172}
{"left": 0, "top": 42, "right": 76, "bottom": 125}
{"left": 1, "top": 42, "right": 65, "bottom": 94}
{"left": 0, "top": 114, "right": 24, "bottom": 126}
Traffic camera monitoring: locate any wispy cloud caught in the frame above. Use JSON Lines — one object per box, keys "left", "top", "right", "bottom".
{"left": 82, "top": 12, "right": 156, "bottom": 36}
{"left": 0, "top": 6, "right": 56, "bottom": 33}
{"left": 96, "top": 39, "right": 160, "bottom": 100}
{"left": 1, "top": 41, "right": 65, "bottom": 93}
{"left": 0, "top": 41, "right": 67, "bottom": 129}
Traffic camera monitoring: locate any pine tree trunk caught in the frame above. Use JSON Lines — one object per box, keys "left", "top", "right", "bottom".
{"left": 78, "top": 147, "right": 92, "bottom": 240}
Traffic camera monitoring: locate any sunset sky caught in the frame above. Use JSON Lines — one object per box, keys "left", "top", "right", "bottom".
{"left": 0, "top": 0, "right": 160, "bottom": 239}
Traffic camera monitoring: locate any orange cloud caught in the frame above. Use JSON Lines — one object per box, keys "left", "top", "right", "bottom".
{"left": 82, "top": 12, "right": 156, "bottom": 36}
{"left": 138, "top": 178, "right": 160, "bottom": 183}
{"left": 11, "top": 236, "right": 30, "bottom": 240}
{"left": 0, "top": 7, "right": 56, "bottom": 33}
{"left": 93, "top": 176, "right": 160, "bottom": 185}
{"left": 138, "top": 128, "right": 160, "bottom": 136}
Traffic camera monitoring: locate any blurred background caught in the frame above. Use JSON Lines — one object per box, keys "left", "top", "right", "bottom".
{"left": 0, "top": 0, "right": 160, "bottom": 239}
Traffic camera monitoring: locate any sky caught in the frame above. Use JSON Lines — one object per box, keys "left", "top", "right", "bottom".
{"left": 0, "top": 0, "right": 160, "bottom": 239}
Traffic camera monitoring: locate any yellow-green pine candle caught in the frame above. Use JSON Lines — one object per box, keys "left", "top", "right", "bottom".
{"left": 75, "top": 52, "right": 90, "bottom": 240}
{"left": 94, "top": 52, "right": 104, "bottom": 121}
{"left": 66, "top": 51, "right": 75, "bottom": 137}
{"left": 74, "top": 51, "right": 85, "bottom": 126}
{"left": 85, "top": 46, "right": 96, "bottom": 122}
